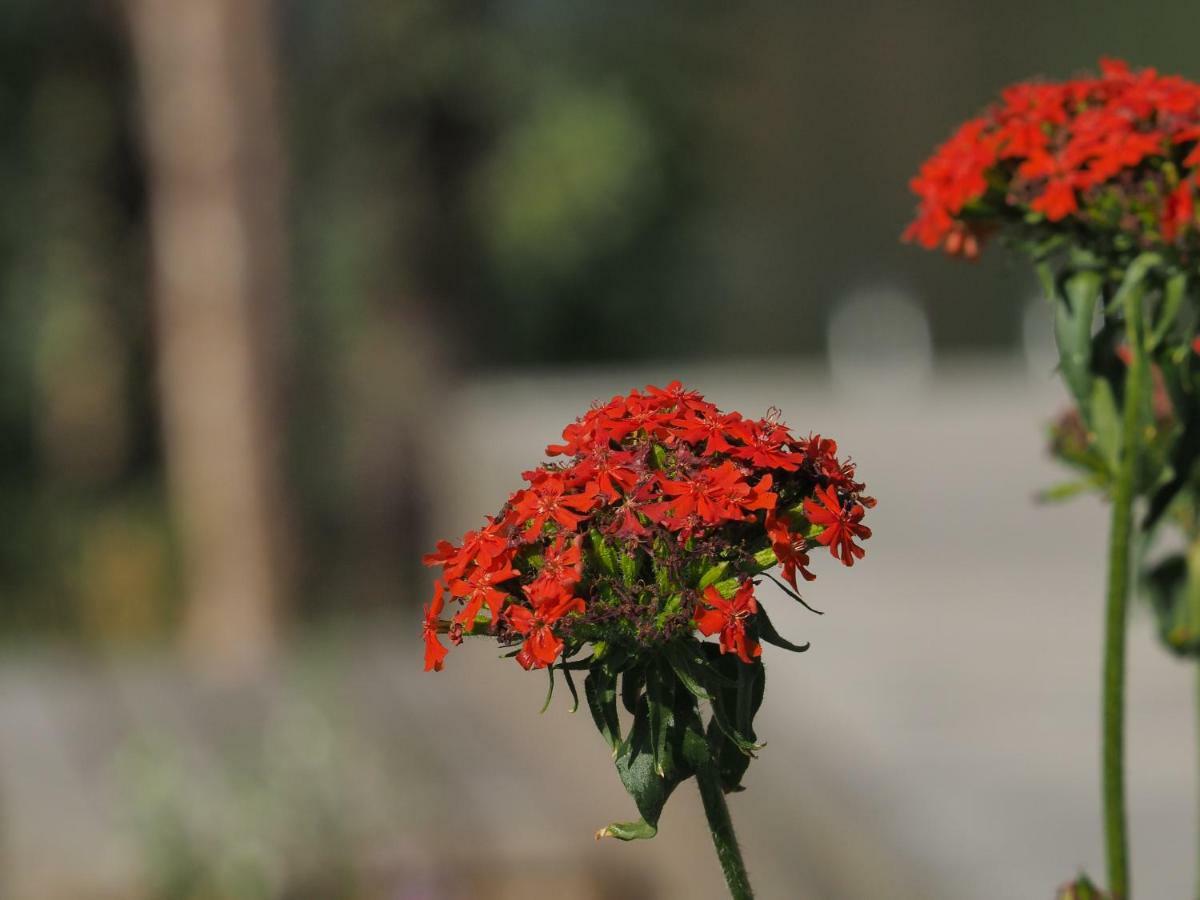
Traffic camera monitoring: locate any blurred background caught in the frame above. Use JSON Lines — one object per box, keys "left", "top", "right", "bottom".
{"left": 3, "top": 2, "right": 1200, "bottom": 897}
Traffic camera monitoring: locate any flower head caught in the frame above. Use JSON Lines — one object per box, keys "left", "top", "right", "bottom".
{"left": 421, "top": 382, "right": 873, "bottom": 672}
{"left": 905, "top": 59, "right": 1200, "bottom": 258}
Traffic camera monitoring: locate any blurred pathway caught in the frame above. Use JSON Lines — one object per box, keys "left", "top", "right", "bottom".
{"left": 0, "top": 359, "right": 1196, "bottom": 899}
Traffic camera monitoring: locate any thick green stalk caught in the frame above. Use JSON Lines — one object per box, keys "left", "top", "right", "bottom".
{"left": 695, "top": 754, "right": 754, "bottom": 899}
{"left": 1103, "top": 285, "right": 1146, "bottom": 899}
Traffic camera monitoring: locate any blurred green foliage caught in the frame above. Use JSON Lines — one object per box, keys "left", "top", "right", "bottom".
{"left": 3, "top": 1, "right": 1199, "bottom": 637}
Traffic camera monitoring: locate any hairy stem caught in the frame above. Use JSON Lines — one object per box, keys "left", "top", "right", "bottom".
{"left": 1103, "top": 286, "right": 1146, "bottom": 899}
{"left": 695, "top": 759, "right": 754, "bottom": 900}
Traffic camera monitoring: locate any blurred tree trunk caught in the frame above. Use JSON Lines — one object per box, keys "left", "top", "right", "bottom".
{"left": 124, "top": 0, "right": 292, "bottom": 675}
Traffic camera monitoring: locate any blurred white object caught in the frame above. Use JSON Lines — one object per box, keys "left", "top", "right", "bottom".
{"left": 1023, "top": 294, "right": 1060, "bottom": 378}
{"left": 827, "top": 285, "right": 933, "bottom": 397}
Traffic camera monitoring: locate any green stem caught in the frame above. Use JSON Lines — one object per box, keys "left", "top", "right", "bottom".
{"left": 695, "top": 755, "right": 754, "bottom": 900}
{"left": 1103, "top": 287, "right": 1146, "bottom": 900}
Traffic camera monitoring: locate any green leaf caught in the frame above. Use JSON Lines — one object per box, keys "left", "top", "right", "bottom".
{"left": 561, "top": 662, "right": 580, "bottom": 714}
{"left": 645, "top": 664, "right": 672, "bottom": 776}
{"left": 1149, "top": 271, "right": 1187, "bottom": 349}
{"left": 1088, "top": 378, "right": 1121, "bottom": 472}
{"left": 1052, "top": 268, "right": 1102, "bottom": 414}
{"left": 1036, "top": 478, "right": 1104, "bottom": 504}
{"left": 539, "top": 664, "right": 556, "bottom": 714}
{"left": 1143, "top": 545, "right": 1200, "bottom": 657}
{"left": 585, "top": 668, "right": 622, "bottom": 752}
{"left": 754, "top": 604, "right": 810, "bottom": 653}
{"left": 603, "top": 678, "right": 704, "bottom": 841}
{"left": 621, "top": 665, "right": 645, "bottom": 715}
{"left": 700, "top": 643, "right": 761, "bottom": 758}
{"left": 596, "top": 819, "right": 658, "bottom": 841}
{"left": 663, "top": 642, "right": 714, "bottom": 701}
{"left": 701, "top": 646, "right": 766, "bottom": 793}
{"left": 761, "top": 571, "right": 825, "bottom": 615}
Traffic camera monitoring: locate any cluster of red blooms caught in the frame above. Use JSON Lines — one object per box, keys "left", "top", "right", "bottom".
{"left": 422, "top": 383, "right": 872, "bottom": 673}
{"left": 905, "top": 58, "right": 1200, "bottom": 257}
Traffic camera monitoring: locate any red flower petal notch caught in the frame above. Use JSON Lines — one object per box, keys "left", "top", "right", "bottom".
{"left": 419, "top": 383, "right": 873, "bottom": 897}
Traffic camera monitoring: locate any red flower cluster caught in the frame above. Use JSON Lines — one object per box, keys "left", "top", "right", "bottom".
{"left": 906, "top": 58, "right": 1200, "bottom": 256}
{"left": 422, "top": 383, "right": 873, "bottom": 672}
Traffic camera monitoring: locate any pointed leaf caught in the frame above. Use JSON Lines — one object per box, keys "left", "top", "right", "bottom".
{"left": 585, "top": 668, "right": 621, "bottom": 752}
{"left": 754, "top": 603, "right": 810, "bottom": 653}
{"left": 663, "top": 642, "right": 714, "bottom": 701}
{"left": 1052, "top": 268, "right": 1101, "bottom": 414}
{"left": 539, "top": 664, "right": 556, "bottom": 714}
{"left": 561, "top": 662, "right": 580, "bottom": 714}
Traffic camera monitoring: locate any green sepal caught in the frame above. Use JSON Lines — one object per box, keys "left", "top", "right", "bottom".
{"left": 587, "top": 529, "right": 619, "bottom": 577}
{"left": 698, "top": 561, "right": 730, "bottom": 590}
{"left": 617, "top": 548, "right": 640, "bottom": 585}
{"left": 649, "top": 443, "right": 669, "bottom": 470}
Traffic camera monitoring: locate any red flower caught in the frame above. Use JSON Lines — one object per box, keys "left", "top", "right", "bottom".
{"left": 695, "top": 582, "right": 761, "bottom": 664}
{"left": 644, "top": 380, "right": 710, "bottom": 413}
{"left": 569, "top": 448, "right": 639, "bottom": 499}
{"left": 450, "top": 555, "right": 519, "bottom": 626}
{"left": 423, "top": 582, "right": 449, "bottom": 672}
{"left": 421, "top": 522, "right": 508, "bottom": 581}
{"left": 730, "top": 420, "right": 802, "bottom": 471}
{"left": 1163, "top": 178, "right": 1195, "bottom": 243}
{"left": 651, "top": 461, "right": 774, "bottom": 528}
{"left": 671, "top": 406, "right": 743, "bottom": 456}
{"left": 765, "top": 511, "right": 816, "bottom": 590}
{"left": 803, "top": 484, "right": 872, "bottom": 566}
{"left": 508, "top": 474, "right": 599, "bottom": 541}
{"left": 1029, "top": 175, "right": 1079, "bottom": 221}
{"left": 525, "top": 533, "right": 584, "bottom": 604}
{"left": 507, "top": 593, "right": 585, "bottom": 670}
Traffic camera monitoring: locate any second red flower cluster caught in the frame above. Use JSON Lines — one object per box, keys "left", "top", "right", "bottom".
{"left": 906, "top": 58, "right": 1200, "bottom": 256}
